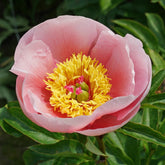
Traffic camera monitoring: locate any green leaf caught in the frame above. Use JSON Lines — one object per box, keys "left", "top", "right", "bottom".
{"left": 100, "top": 0, "right": 124, "bottom": 12}
{"left": 148, "top": 69, "right": 165, "bottom": 95}
{"left": 78, "top": 161, "right": 96, "bottom": 165}
{"left": 0, "top": 102, "right": 64, "bottom": 144}
{"left": 64, "top": 0, "right": 98, "bottom": 10}
{"left": 29, "top": 141, "right": 95, "bottom": 164}
{"left": 100, "top": 0, "right": 111, "bottom": 11}
{"left": 152, "top": 144, "right": 165, "bottom": 160}
{"left": 159, "top": 117, "right": 165, "bottom": 134}
{"left": 0, "top": 19, "right": 11, "bottom": 29}
{"left": 151, "top": 0, "right": 159, "bottom": 2}
{"left": 142, "top": 103, "right": 164, "bottom": 110}
{"left": 0, "top": 86, "right": 16, "bottom": 102}
{"left": 0, "top": 120, "right": 23, "bottom": 138}
{"left": 105, "top": 132, "right": 140, "bottom": 165}
{"left": 24, "top": 149, "right": 93, "bottom": 165}
{"left": 105, "top": 137, "right": 134, "bottom": 165}
{"left": 5, "top": 16, "right": 29, "bottom": 27}
{"left": 142, "top": 108, "right": 158, "bottom": 129}
{"left": 152, "top": 103, "right": 165, "bottom": 110}
{"left": 64, "top": 133, "right": 87, "bottom": 144}
{"left": 23, "top": 149, "right": 52, "bottom": 165}
{"left": 151, "top": 0, "right": 165, "bottom": 9}
{"left": 113, "top": 19, "right": 158, "bottom": 50}
{"left": 105, "top": 132, "right": 124, "bottom": 151}
{"left": 0, "top": 31, "right": 13, "bottom": 46}
{"left": 112, "top": 26, "right": 129, "bottom": 36}
{"left": 29, "top": 139, "right": 85, "bottom": 155}
{"left": 148, "top": 49, "right": 165, "bottom": 74}
{"left": 50, "top": 153, "right": 93, "bottom": 165}
{"left": 142, "top": 108, "right": 150, "bottom": 127}
{"left": 85, "top": 137, "right": 106, "bottom": 156}
{"left": 118, "top": 122, "right": 165, "bottom": 147}
{"left": 142, "top": 102, "right": 165, "bottom": 111}
{"left": 0, "top": 70, "right": 16, "bottom": 85}
{"left": 159, "top": 0, "right": 165, "bottom": 9}
{"left": 107, "top": 158, "right": 122, "bottom": 165}
{"left": 39, "top": 159, "right": 96, "bottom": 165}
{"left": 130, "top": 110, "right": 142, "bottom": 124}
{"left": 38, "top": 159, "right": 55, "bottom": 165}
{"left": 123, "top": 136, "right": 140, "bottom": 165}
{"left": 74, "top": 4, "right": 101, "bottom": 20}
{"left": 146, "top": 13, "right": 165, "bottom": 52}
{"left": 143, "top": 93, "right": 165, "bottom": 104}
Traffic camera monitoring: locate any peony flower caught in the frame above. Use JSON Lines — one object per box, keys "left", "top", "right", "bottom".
{"left": 10, "top": 15, "right": 152, "bottom": 136}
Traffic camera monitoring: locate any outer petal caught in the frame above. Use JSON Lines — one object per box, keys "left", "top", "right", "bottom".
{"left": 11, "top": 40, "right": 55, "bottom": 78}
{"left": 77, "top": 105, "right": 140, "bottom": 136}
{"left": 91, "top": 31, "right": 135, "bottom": 97}
{"left": 13, "top": 16, "right": 112, "bottom": 65}
{"left": 32, "top": 16, "right": 112, "bottom": 62}
{"left": 106, "top": 36, "right": 135, "bottom": 97}
{"left": 125, "top": 34, "right": 152, "bottom": 96}
{"left": 90, "top": 31, "right": 115, "bottom": 64}
{"left": 21, "top": 75, "right": 57, "bottom": 116}
{"left": 14, "top": 27, "right": 35, "bottom": 61}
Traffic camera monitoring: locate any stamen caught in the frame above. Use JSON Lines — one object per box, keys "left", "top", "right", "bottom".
{"left": 44, "top": 52, "right": 112, "bottom": 118}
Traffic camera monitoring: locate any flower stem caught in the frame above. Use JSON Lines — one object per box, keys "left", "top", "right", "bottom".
{"left": 96, "top": 135, "right": 108, "bottom": 165}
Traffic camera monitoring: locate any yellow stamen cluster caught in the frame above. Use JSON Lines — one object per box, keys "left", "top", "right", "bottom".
{"left": 44, "top": 52, "right": 112, "bottom": 118}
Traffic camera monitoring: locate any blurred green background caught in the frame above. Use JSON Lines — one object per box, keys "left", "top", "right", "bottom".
{"left": 0, "top": 0, "right": 165, "bottom": 164}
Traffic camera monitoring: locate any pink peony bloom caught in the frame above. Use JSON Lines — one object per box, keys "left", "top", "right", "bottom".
{"left": 10, "top": 15, "right": 152, "bottom": 136}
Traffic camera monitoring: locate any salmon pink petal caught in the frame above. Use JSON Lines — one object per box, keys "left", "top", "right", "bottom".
{"left": 106, "top": 36, "right": 135, "bottom": 97}
{"left": 24, "top": 97, "right": 139, "bottom": 134}
{"left": 14, "top": 28, "right": 35, "bottom": 61}
{"left": 125, "top": 34, "right": 152, "bottom": 96}
{"left": 32, "top": 16, "right": 112, "bottom": 62}
{"left": 90, "top": 31, "right": 115, "bottom": 64}
{"left": 21, "top": 75, "right": 57, "bottom": 116}
{"left": 77, "top": 105, "right": 140, "bottom": 136}
{"left": 16, "top": 76, "right": 26, "bottom": 111}
{"left": 16, "top": 76, "right": 37, "bottom": 119}
{"left": 91, "top": 32, "right": 135, "bottom": 97}
{"left": 10, "top": 40, "right": 56, "bottom": 78}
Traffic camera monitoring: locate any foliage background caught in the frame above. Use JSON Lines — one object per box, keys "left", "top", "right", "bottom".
{"left": 0, "top": 0, "right": 165, "bottom": 164}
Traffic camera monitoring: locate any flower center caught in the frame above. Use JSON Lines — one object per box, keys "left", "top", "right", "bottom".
{"left": 64, "top": 76, "right": 89, "bottom": 102}
{"left": 44, "top": 52, "right": 112, "bottom": 118}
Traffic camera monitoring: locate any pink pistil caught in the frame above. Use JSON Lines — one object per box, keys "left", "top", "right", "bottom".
{"left": 76, "top": 76, "right": 84, "bottom": 84}
{"left": 76, "top": 87, "right": 82, "bottom": 95}
{"left": 65, "top": 85, "right": 74, "bottom": 93}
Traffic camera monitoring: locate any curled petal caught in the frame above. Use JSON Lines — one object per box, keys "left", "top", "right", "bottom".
{"left": 106, "top": 36, "right": 135, "bottom": 97}
{"left": 11, "top": 40, "right": 55, "bottom": 78}
{"left": 77, "top": 105, "right": 140, "bottom": 136}
{"left": 125, "top": 34, "right": 152, "bottom": 96}
{"left": 91, "top": 32, "right": 135, "bottom": 97}
{"left": 32, "top": 16, "right": 112, "bottom": 62}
